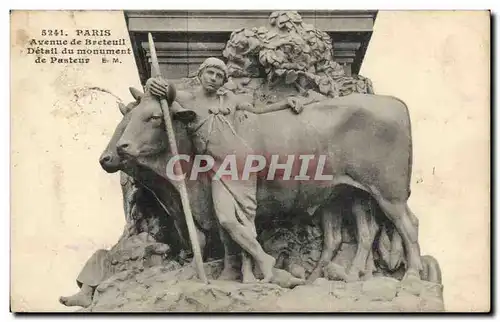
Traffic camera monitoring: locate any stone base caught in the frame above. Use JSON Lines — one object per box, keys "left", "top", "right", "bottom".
{"left": 80, "top": 260, "right": 444, "bottom": 312}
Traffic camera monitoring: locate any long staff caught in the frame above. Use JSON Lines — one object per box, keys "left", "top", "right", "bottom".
{"left": 148, "top": 33, "right": 208, "bottom": 284}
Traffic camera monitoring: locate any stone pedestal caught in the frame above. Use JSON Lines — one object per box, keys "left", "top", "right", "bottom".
{"left": 82, "top": 260, "right": 444, "bottom": 312}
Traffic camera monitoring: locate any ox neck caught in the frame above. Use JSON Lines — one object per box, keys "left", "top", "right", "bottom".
{"left": 198, "top": 86, "right": 220, "bottom": 99}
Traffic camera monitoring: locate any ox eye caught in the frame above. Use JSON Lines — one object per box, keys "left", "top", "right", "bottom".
{"left": 149, "top": 115, "right": 162, "bottom": 121}
{"left": 149, "top": 115, "right": 163, "bottom": 126}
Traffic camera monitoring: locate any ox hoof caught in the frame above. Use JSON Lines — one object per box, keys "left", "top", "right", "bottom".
{"left": 217, "top": 268, "right": 240, "bottom": 281}
{"left": 289, "top": 264, "right": 306, "bottom": 280}
{"left": 242, "top": 272, "right": 258, "bottom": 284}
{"left": 323, "top": 262, "right": 348, "bottom": 281}
{"left": 345, "top": 267, "right": 364, "bottom": 283}
{"left": 345, "top": 272, "right": 361, "bottom": 283}
{"left": 306, "top": 270, "right": 322, "bottom": 284}
{"left": 403, "top": 269, "right": 421, "bottom": 282}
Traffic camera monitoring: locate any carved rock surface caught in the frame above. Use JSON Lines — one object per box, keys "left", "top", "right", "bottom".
{"left": 81, "top": 261, "right": 444, "bottom": 312}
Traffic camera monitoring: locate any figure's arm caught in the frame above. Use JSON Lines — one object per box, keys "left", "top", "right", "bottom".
{"left": 236, "top": 100, "right": 290, "bottom": 114}
{"left": 146, "top": 77, "right": 194, "bottom": 104}
{"left": 236, "top": 96, "right": 314, "bottom": 115}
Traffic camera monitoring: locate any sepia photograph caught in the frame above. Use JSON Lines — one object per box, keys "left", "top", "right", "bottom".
{"left": 9, "top": 8, "right": 491, "bottom": 312}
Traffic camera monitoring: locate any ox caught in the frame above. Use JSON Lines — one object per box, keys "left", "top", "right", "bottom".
{"left": 99, "top": 90, "right": 222, "bottom": 262}
{"left": 112, "top": 86, "right": 423, "bottom": 282}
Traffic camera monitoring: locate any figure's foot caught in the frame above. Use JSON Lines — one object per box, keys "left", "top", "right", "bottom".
{"left": 258, "top": 254, "right": 276, "bottom": 283}
{"left": 59, "top": 291, "right": 92, "bottom": 308}
{"left": 217, "top": 266, "right": 240, "bottom": 281}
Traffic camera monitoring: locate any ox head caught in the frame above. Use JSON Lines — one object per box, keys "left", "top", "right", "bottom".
{"left": 99, "top": 87, "right": 144, "bottom": 173}
{"left": 115, "top": 83, "right": 195, "bottom": 161}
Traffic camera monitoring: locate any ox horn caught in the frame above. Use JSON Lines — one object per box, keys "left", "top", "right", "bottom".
{"left": 129, "top": 87, "right": 144, "bottom": 102}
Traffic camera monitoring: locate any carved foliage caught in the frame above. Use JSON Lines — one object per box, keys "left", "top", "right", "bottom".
{"left": 222, "top": 11, "right": 374, "bottom": 98}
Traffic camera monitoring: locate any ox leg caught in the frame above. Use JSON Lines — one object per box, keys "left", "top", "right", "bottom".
{"left": 364, "top": 249, "right": 376, "bottom": 280}
{"left": 361, "top": 198, "right": 380, "bottom": 281}
{"left": 307, "top": 202, "right": 343, "bottom": 283}
{"left": 364, "top": 199, "right": 380, "bottom": 279}
{"left": 377, "top": 200, "right": 423, "bottom": 280}
{"left": 197, "top": 225, "right": 206, "bottom": 259}
{"left": 346, "top": 196, "right": 377, "bottom": 282}
{"left": 173, "top": 220, "right": 191, "bottom": 252}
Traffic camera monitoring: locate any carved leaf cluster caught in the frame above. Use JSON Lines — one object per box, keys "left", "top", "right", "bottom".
{"left": 222, "top": 11, "right": 374, "bottom": 98}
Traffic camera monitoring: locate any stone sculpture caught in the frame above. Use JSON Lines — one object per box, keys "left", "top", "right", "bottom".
{"left": 61, "top": 11, "right": 444, "bottom": 312}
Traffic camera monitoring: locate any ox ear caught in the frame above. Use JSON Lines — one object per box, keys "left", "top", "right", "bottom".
{"left": 166, "top": 82, "right": 177, "bottom": 106}
{"left": 129, "top": 87, "right": 144, "bottom": 102}
{"left": 170, "top": 102, "right": 197, "bottom": 124}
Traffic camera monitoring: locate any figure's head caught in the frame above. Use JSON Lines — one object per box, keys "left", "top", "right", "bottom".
{"left": 197, "top": 57, "right": 228, "bottom": 93}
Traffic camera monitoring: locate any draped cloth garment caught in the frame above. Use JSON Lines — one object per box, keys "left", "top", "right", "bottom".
{"left": 187, "top": 94, "right": 258, "bottom": 238}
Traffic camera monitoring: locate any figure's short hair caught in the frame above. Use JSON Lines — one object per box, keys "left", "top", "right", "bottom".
{"left": 197, "top": 57, "right": 228, "bottom": 82}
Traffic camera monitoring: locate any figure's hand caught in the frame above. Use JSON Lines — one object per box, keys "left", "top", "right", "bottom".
{"left": 234, "top": 102, "right": 251, "bottom": 121}
{"left": 236, "top": 102, "right": 253, "bottom": 112}
{"left": 237, "top": 110, "right": 249, "bottom": 123}
{"left": 145, "top": 77, "right": 169, "bottom": 98}
{"left": 287, "top": 97, "right": 304, "bottom": 114}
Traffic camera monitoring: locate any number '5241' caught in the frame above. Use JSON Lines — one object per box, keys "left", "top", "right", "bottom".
{"left": 41, "top": 29, "right": 66, "bottom": 36}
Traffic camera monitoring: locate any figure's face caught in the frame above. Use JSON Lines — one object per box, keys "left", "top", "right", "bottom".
{"left": 199, "top": 66, "right": 225, "bottom": 93}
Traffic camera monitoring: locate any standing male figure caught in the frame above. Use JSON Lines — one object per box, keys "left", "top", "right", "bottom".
{"left": 147, "top": 57, "right": 276, "bottom": 283}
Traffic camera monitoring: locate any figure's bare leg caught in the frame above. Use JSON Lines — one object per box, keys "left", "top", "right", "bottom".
{"left": 59, "top": 284, "right": 94, "bottom": 308}
{"left": 308, "top": 202, "right": 342, "bottom": 282}
{"left": 212, "top": 182, "right": 275, "bottom": 283}
{"left": 217, "top": 227, "right": 240, "bottom": 281}
{"left": 241, "top": 251, "right": 258, "bottom": 283}
{"left": 376, "top": 199, "right": 423, "bottom": 280}
{"left": 347, "top": 195, "right": 377, "bottom": 281}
